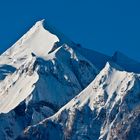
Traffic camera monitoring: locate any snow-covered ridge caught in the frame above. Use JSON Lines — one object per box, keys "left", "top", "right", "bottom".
{"left": 0, "top": 20, "right": 101, "bottom": 139}
{"left": 0, "top": 43, "right": 98, "bottom": 113}
{"left": 0, "top": 20, "right": 59, "bottom": 68}
{"left": 0, "top": 19, "right": 140, "bottom": 140}
{"left": 0, "top": 20, "right": 98, "bottom": 114}
{"left": 20, "top": 62, "right": 140, "bottom": 140}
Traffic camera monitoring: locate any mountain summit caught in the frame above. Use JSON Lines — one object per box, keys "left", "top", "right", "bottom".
{"left": 0, "top": 20, "right": 139, "bottom": 140}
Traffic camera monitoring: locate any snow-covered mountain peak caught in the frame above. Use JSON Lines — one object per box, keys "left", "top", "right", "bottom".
{"left": 34, "top": 19, "right": 45, "bottom": 27}
{"left": 0, "top": 20, "right": 59, "bottom": 68}
{"left": 0, "top": 19, "right": 100, "bottom": 113}
{"left": 0, "top": 20, "right": 140, "bottom": 140}
{"left": 20, "top": 59, "right": 140, "bottom": 140}
{"left": 27, "top": 19, "right": 45, "bottom": 32}
{"left": 103, "top": 61, "right": 124, "bottom": 72}
{"left": 0, "top": 19, "right": 103, "bottom": 139}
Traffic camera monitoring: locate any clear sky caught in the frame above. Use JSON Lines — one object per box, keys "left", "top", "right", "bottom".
{"left": 0, "top": 0, "right": 140, "bottom": 61}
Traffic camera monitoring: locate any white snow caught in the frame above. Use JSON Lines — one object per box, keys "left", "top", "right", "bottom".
{"left": 23, "top": 61, "right": 140, "bottom": 140}
{"left": 0, "top": 20, "right": 98, "bottom": 115}
{"left": 0, "top": 19, "right": 140, "bottom": 140}
{"left": 0, "top": 58, "right": 39, "bottom": 113}
{"left": 0, "top": 20, "right": 59, "bottom": 68}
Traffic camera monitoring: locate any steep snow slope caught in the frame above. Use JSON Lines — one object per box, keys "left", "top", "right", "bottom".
{"left": 0, "top": 20, "right": 59, "bottom": 68}
{"left": 0, "top": 44, "right": 98, "bottom": 114}
{"left": 0, "top": 20, "right": 99, "bottom": 113}
{"left": 0, "top": 20, "right": 100, "bottom": 140}
{"left": 19, "top": 62, "right": 140, "bottom": 140}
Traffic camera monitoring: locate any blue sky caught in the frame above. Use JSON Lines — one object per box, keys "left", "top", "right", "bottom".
{"left": 0, "top": 0, "right": 140, "bottom": 61}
